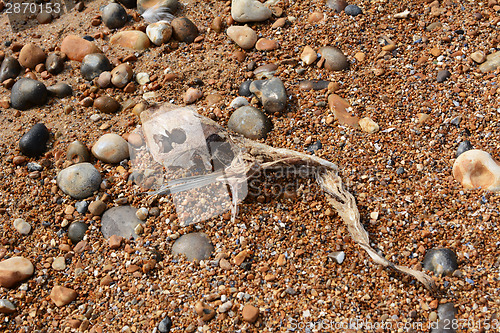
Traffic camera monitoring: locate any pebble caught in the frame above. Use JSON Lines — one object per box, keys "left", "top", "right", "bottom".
{"left": 456, "top": 140, "right": 473, "bottom": 157}
{"left": 319, "top": 46, "right": 349, "bottom": 71}
{"left": 330, "top": 251, "right": 345, "bottom": 264}
{"left": 136, "top": 72, "right": 150, "bottom": 85}
{"left": 81, "top": 53, "right": 113, "bottom": 81}
{"left": 158, "top": 315, "right": 172, "bottom": 333}
{"left": 436, "top": 69, "right": 451, "bottom": 83}
{"left": 10, "top": 78, "right": 47, "bottom": 110}
{"left": 300, "top": 46, "right": 317, "bottom": 65}
{"left": 37, "top": 12, "right": 52, "bottom": 24}
{"left": 88, "top": 199, "right": 106, "bottom": 216}
{"left": 108, "top": 234, "right": 123, "bottom": 249}
{"left": 181, "top": 87, "right": 201, "bottom": 104}
{"left": 111, "top": 63, "right": 133, "bottom": 88}
{"left": 119, "top": 0, "right": 137, "bottom": 8}
{"left": 50, "top": 286, "right": 77, "bottom": 307}
{"left": 238, "top": 80, "right": 252, "bottom": 96}
{"left": 229, "top": 96, "right": 249, "bottom": 109}
{"left": 194, "top": 301, "right": 216, "bottom": 321}
{"left": 0, "top": 299, "right": 16, "bottom": 314}
{"left": 57, "top": 162, "right": 102, "bottom": 199}
{"left": 253, "top": 63, "right": 277, "bottom": 79}
{"left": 92, "top": 133, "right": 129, "bottom": 164}
{"left": 110, "top": 31, "right": 151, "bottom": 50}
{"left": 13, "top": 218, "right": 31, "bottom": 235}
{"left": 298, "top": 80, "right": 330, "bottom": 91}
{"left": 67, "top": 140, "right": 91, "bottom": 163}
{"left": 94, "top": 95, "right": 121, "bottom": 114}
{"left": 227, "top": 25, "right": 257, "bottom": 49}
{"left": 172, "top": 232, "right": 214, "bottom": 261}
{"left": 47, "top": 83, "right": 73, "bottom": 98}
{"left": 479, "top": 51, "right": 500, "bottom": 72}
{"left": 345, "top": 4, "right": 362, "bottom": 16}
{"left": 0, "top": 57, "right": 21, "bottom": 82}
{"left": 146, "top": 21, "right": 173, "bottom": 46}
{"left": 249, "top": 77, "right": 287, "bottom": 113}
{"left": 423, "top": 248, "right": 458, "bottom": 276}
{"left": 68, "top": 221, "right": 89, "bottom": 243}
{"left": 136, "top": 207, "right": 148, "bottom": 220}
{"left": 61, "top": 35, "right": 102, "bottom": 62}
{"left": 470, "top": 51, "right": 486, "bottom": 64}
{"left": 272, "top": 17, "right": 286, "bottom": 29}
{"left": 228, "top": 105, "right": 272, "bottom": 139}
{"left": 453, "top": 149, "right": 500, "bottom": 191}
{"left": 359, "top": 117, "right": 380, "bottom": 133}
{"left": 219, "top": 301, "right": 233, "bottom": 313}
{"left": 231, "top": 0, "right": 272, "bottom": 23}
{"left": 326, "top": 0, "right": 347, "bottom": 12}
{"left": 328, "top": 94, "right": 360, "bottom": 128}
{"left": 75, "top": 201, "right": 89, "bottom": 214}
{"left": 18, "top": 43, "right": 46, "bottom": 69}
{"left": 52, "top": 257, "right": 66, "bottom": 271}
{"left": 101, "top": 206, "right": 145, "bottom": 239}
{"left": 171, "top": 17, "right": 199, "bottom": 43}
{"left": 241, "top": 304, "right": 259, "bottom": 323}
{"left": 431, "top": 303, "right": 457, "bottom": 333}
{"left": 0, "top": 257, "right": 34, "bottom": 288}
{"left": 102, "top": 3, "right": 129, "bottom": 29}
{"left": 255, "top": 38, "right": 278, "bottom": 51}
{"left": 96, "top": 71, "right": 112, "bottom": 88}
{"left": 137, "top": 0, "right": 179, "bottom": 14}
{"left": 19, "top": 123, "right": 50, "bottom": 157}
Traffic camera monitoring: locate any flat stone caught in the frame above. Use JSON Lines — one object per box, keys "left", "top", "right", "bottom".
{"left": 230, "top": 96, "right": 249, "bottom": 109}
{"left": 101, "top": 206, "right": 145, "bottom": 239}
{"left": 57, "top": 162, "right": 101, "bottom": 199}
{"left": 298, "top": 80, "right": 330, "bottom": 91}
{"left": 255, "top": 38, "right": 278, "bottom": 51}
{"left": 52, "top": 257, "right": 66, "bottom": 271}
{"left": 110, "top": 31, "right": 151, "bottom": 50}
{"left": 437, "top": 69, "right": 451, "bottom": 82}
{"left": 172, "top": 232, "right": 214, "bottom": 261}
{"left": 249, "top": 77, "right": 287, "bottom": 113}
{"left": 431, "top": 303, "right": 457, "bottom": 333}
{"left": 228, "top": 105, "right": 272, "bottom": 139}
{"left": 108, "top": 235, "right": 123, "bottom": 249}
{"left": 47, "top": 83, "right": 73, "bottom": 98}
{"left": 479, "top": 51, "right": 500, "bottom": 72}
{"left": 10, "top": 78, "right": 47, "bottom": 110}
{"left": 111, "top": 63, "right": 133, "bottom": 88}
{"left": 19, "top": 123, "right": 50, "bottom": 157}
{"left": 238, "top": 80, "right": 252, "bottom": 97}
{"left": 423, "top": 248, "right": 458, "bottom": 276}
{"left": 242, "top": 304, "right": 259, "bottom": 323}
{"left": 88, "top": 199, "right": 106, "bottom": 216}
{"left": 453, "top": 149, "right": 500, "bottom": 191}
{"left": 300, "top": 46, "right": 317, "bottom": 65}
{"left": 231, "top": 0, "right": 272, "bottom": 23}
{"left": 0, "top": 257, "right": 34, "bottom": 288}
{"left": 96, "top": 71, "right": 112, "bottom": 88}
{"left": 456, "top": 140, "right": 473, "bottom": 157}
{"left": 0, "top": 57, "right": 21, "bottom": 82}
{"left": 328, "top": 94, "right": 360, "bottom": 128}
{"left": 46, "top": 52, "right": 65, "bottom": 74}
{"left": 345, "top": 4, "right": 362, "bottom": 16}
{"left": 470, "top": 51, "right": 486, "bottom": 64}
{"left": 50, "top": 286, "right": 77, "bottom": 307}
{"left": 81, "top": 53, "right": 112, "bottom": 81}
{"left": 138, "top": 0, "right": 179, "bottom": 14}
{"left": 359, "top": 117, "right": 379, "bottom": 133}
{"left": 227, "top": 25, "right": 257, "bottom": 49}
{"left": 61, "top": 35, "right": 102, "bottom": 62}
{"left": 183, "top": 87, "right": 203, "bottom": 104}
{"left": 94, "top": 95, "right": 121, "bottom": 114}
{"left": 0, "top": 299, "right": 16, "bottom": 313}
{"left": 92, "top": 133, "right": 129, "bottom": 164}
{"left": 18, "top": 43, "right": 46, "bottom": 69}
{"left": 194, "top": 300, "right": 216, "bottom": 321}
{"left": 326, "top": 0, "right": 347, "bottom": 12}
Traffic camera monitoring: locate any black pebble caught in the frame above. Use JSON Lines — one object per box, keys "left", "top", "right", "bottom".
{"left": 19, "top": 123, "right": 50, "bottom": 157}
{"left": 68, "top": 221, "right": 88, "bottom": 244}
{"left": 118, "top": 0, "right": 137, "bottom": 9}
{"left": 4, "top": 41, "right": 11, "bottom": 47}
{"left": 0, "top": 57, "right": 22, "bottom": 82}
{"left": 82, "top": 36, "right": 94, "bottom": 41}
{"left": 47, "top": 83, "right": 73, "bottom": 98}
{"left": 238, "top": 80, "right": 252, "bottom": 97}
{"left": 46, "top": 53, "right": 65, "bottom": 74}
{"left": 456, "top": 140, "right": 473, "bottom": 157}
{"left": 345, "top": 4, "right": 362, "bottom": 16}
{"left": 102, "top": 3, "right": 129, "bottom": 29}
{"left": 81, "top": 53, "right": 112, "bottom": 81}
{"left": 437, "top": 70, "right": 451, "bottom": 83}
{"left": 11, "top": 78, "right": 48, "bottom": 110}
{"left": 158, "top": 316, "right": 172, "bottom": 333}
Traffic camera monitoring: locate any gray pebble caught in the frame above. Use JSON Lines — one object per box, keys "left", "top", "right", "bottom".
{"left": 19, "top": 123, "right": 50, "bottom": 157}
{"left": 67, "top": 140, "right": 91, "bottom": 164}
{"left": 102, "top": 3, "right": 129, "bottom": 29}
{"left": 75, "top": 201, "right": 89, "bottom": 214}
{"left": 456, "top": 140, "right": 473, "bottom": 157}
{"left": 228, "top": 105, "right": 272, "bottom": 140}
{"left": 249, "top": 77, "right": 287, "bottom": 113}
{"left": 423, "top": 248, "right": 458, "bottom": 276}
{"left": 319, "top": 46, "right": 349, "bottom": 71}
{"left": 101, "top": 206, "right": 144, "bottom": 239}
{"left": 172, "top": 232, "right": 214, "bottom": 261}
{"left": 47, "top": 83, "right": 73, "bottom": 98}
{"left": 345, "top": 4, "right": 362, "bottom": 16}
{"left": 437, "top": 70, "right": 451, "bottom": 83}
{"left": 45, "top": 52, "right": 65, "bottom": 74}
{"left": 57, "top": 162, "right": 101, "bottom": 199}
{"left": 81, "top": 54, "right": 112, "bottom": 81}
{"left": 91, "top": 133, "right": 130, "bottom": 164}
{"left": 0, "top": 57, "right": 21, "bottom": 82}
{"left": 238, "top": 80, "right": 252, "bottom": 97}
{"left": 229, "top": 96, "right": 249, "bottom": 109}
{"left": 68, "top": 221, "right": 88, "bottom": 243}
{"left": 11, "top": 78, "right": 47, "bottom": 110}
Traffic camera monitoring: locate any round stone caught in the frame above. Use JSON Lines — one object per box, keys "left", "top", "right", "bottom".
{"left": 50, "top": 286, "right": 77, "bottom": 307}
{"left": 146, "top": 21, "right": 172, "bottom": 46}
{"left": 238, "top": 80, "right": 252, "bottom": 97}
{"left": 47, "top": 83, "right": 73, "bottom": 98}
{"left": 102, "top": 3, "right": 129, "bottom": 29}
{"left": 456, "top": 140, "right": 473, "bottom": 157}
{"left": 423, "top": 248, "right": 458, "bottom": 276}
{"left": 110, "top": 31, "right": 151, "bottom": 50}
{"left": 0, "top": 257, "right": 34, "bottom": 288}
{"left": 184, "top": 87, "right": 203, "bottom": 104}
{"left": 326, "top": 0, "right": 347, "bottom": 12}
{"left": 61, "top": 35, "right": 102, "bottom": 62}
{"left": 45, "top": 52, "right": 65, "bottom": 74}
{"left": 0, "top": 57, "right": 22, "bottom": 82}
{"left": 227, "top": 25, "right": 257, "bottom": 49}
{"left": 19, "top": 123, "right": 50, "bottom": 157}
{"left": 158, "top": 315, "right": 172, "bottom": 333}
{"left": 111, "top": 63, "right": 133, "bottom": 88}
{"left": 37, "top": 11, "right": 52, "bottom": 24}
{"left": 75, "top": 201, "right": 89, "bottom": 214}
{"left": 344, "top": 4, "right": 362, "bottom": 16}
{"left": 57, "top": 162, "right": 101, "bottom": 199}
{"left": 101, "top": 206, "right": 145, "bottom": 239}
{"left": 171, "top": 17, "right": 199, "bottom": 43}
{"left": 67, "top": 221, "right": 88, "bottom": 243}
{"left": 96, "top": 71, "right": 112, "bottom": 88}
{"left": 453, "top": 149, "right": 500, "bottom": 191}
{"left": 13, "top": 218, "right": 31, "bottom": 235}
{"left": 88, "top": 199, "right": 106, "bottom": 216}
{"left": 437, "top": 69, "right": 451, "bottom": 83}
{"left": 18, "top": 43, "right": 46, "bottom": 69}
{"left": 94, "top": 95, "right": 121, "bottom": 114}
{"left": 241, "top": 304, "right": 259, "bottom": 323}
{"left": 137, "top": 0, "right": 179, "bottom": 14}
{"left": 319, "top": 46, "right": 349, "bottom": 71}
{"left": 231, "top": 0, "right": 272, "bottom": 23}
{"left": 228, "top": 105, "right": 272, "bottom": 140}
{"left": 81, "top": 53, "right": 112, "bottom": 81}
{"left": 249, "top": 77, "right": 287, "bottom": 114}
{"left": 52, "top": 257, "right": 66, "bottom": 271}
{"left": 67, "top": 140, "right": 91, "bottom": 164}
{"left": 136, "top": 207, "right": 148, "bottom": 220}
{"left": 11, "top": 78, "right": 48, "bottom": 110}
{"left": 172, "top": 232, "right": 214, "bottom": 261}
{"left": 91, "top": 133, "right": 130, "bottom": 164}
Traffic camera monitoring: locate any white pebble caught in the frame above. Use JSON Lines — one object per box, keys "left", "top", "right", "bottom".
{"left": 13, "top": 218, "right": 31, "bottom": 235}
